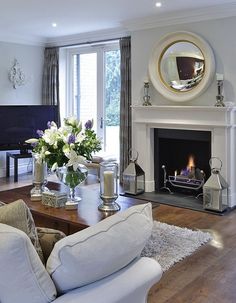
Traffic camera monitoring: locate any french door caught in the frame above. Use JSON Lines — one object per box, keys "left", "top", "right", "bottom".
{"left": 66, "top": 42, "right": 120, "bottom": 161}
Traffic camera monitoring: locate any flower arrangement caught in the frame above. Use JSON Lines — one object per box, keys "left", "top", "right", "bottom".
{"left": 26, "top": 117, "right": 102, "bottom": 172}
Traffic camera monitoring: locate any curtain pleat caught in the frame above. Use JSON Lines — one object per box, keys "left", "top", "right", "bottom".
{"left": 119, "top": 37, "right": 131, "bottom": 182}
{"left": 42, "top": 47, "right": 60, "bottom": 122}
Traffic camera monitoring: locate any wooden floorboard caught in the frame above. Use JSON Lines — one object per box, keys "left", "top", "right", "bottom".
{"left": 1, "top": 172, "right": 236, "bottom": 302}
{"left": 148, "top": 205, "right": 236, "bottom": 303}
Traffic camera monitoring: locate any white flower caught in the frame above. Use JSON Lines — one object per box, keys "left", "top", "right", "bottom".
{"left": 25, "top": 138, "right": 39, "bottom": 144}
{"left": 62, "top": 145, "right": 70, "bottom": 154}
{"left": 65, "top": 149, "right": 86, "bottom": 171}
{"left": 51, "top": 162, "right": 58, "bottom": 171}
{"left": 67, "top": 116, "right": 80, "bottom": 128}
{"left": 75, "top": 133, "right": 85, "bottom": 143}
{"left": 43, "top": 127, "right": 58, "bottom": 145}
{"left": 59, "top": 125, "right": 73, "bottom": 143}
{"left": 37, "top": 146, "right": 48, "bottom": 161}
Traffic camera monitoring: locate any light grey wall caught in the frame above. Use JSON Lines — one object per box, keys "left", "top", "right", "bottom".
{"left": 131, "top": 16, "right": 236, "bottom": 106}
{"left": 0, "top": 41, "right": 44, "bottom": 177}
{"left": 0, "top": 41, "right": 44, "bottom": 105}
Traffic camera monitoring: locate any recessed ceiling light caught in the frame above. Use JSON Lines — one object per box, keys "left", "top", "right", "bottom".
{"left": 155, "top": 2, "right": 162, "bottom": 7}
{"left": 52, "top": 23, "right": 57, "bottom": 28}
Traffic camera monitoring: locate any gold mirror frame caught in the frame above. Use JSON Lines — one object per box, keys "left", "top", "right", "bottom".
{"left": 148, "top": 31, "right": 215, "bottom": 102}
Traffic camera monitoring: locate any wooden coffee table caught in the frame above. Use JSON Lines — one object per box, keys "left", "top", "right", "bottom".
{"left": 0, "top": 182, "right": 148, "bottom": 235}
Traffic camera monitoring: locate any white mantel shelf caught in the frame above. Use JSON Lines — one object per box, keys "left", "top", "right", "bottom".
{"left": 132, "top": 104, "right": 236, "bottom": 207}
{"left": 132, "top": 105, "right": 236, "bottom": 129}
{"left": 132, "top": 105, "right": 236, "bottom": 110}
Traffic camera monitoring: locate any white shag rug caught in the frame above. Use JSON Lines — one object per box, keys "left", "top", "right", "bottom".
{"left": 141, "top": 221, "right": 212, "bottom": 272}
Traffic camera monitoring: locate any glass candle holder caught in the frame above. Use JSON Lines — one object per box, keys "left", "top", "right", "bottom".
{"left": 98, "top": 161, "right": 120, "bottom": 212}
{"left": 30, "top": 153, "right": 48, "bottom": 201}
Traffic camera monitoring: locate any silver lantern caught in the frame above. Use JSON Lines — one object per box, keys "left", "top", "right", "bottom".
{"left": 203, "top": 157, "right": 228, "bottom": 212}
{"left": 123, "top": 150, "right": 145, "bottom": 195}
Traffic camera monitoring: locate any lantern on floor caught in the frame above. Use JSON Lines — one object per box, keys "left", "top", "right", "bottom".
{"left": 203, "top": 157, "right": 228, "bottom": 212}
{"left": 123, "top": 150, "right": 145, "bottom": 195}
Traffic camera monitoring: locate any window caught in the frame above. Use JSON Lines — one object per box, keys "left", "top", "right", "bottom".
{"left": 61, "top": 41, "right": 120, "bottom": 161}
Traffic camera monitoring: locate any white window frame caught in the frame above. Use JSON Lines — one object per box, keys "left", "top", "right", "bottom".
{"left": 63, "top": 41, "right": 119, "bottom": 126}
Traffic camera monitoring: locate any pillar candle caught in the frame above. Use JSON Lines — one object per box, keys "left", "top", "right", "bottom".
{"left": 34, "top": 161, "right": 44, "bottom": 183}
{"left": 216, "top": 73, "right": 224, "bottom": 81}
{"left": 103, "top": 170, "right": 114, "bottom": 197}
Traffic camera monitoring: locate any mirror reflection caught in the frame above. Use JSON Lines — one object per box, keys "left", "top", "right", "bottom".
{"left": 159, "top": 41, "right": 205, "bottom": 92}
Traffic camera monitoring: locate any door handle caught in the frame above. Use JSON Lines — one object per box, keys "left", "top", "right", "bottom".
{"left": 100, "top": 117, "right": 110, "bottom": 129}
{"left": 100, "top": 117, "right": 103, "bottom": 129}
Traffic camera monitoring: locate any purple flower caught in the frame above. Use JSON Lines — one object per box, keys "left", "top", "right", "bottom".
{"left": 47, "top": 121, "right": 52, "bottom": 128}
{"left": 31, "top": 142, "right": 38, "bottom": 148}
{"left": 85, "top": 119, "right": 93, "bottom": 130}
{"left": 36, "top": 129, "right": 44, "bottom": 137}
{"left": 68, "top": 134, "right": 76, "bottom": 144}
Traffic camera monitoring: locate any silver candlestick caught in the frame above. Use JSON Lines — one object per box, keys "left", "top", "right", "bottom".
{"left": 30, "top": 154, "right": 48, "bottom": 201}
{"left": 142, "top": 81, "right": 152, "bottom": 106}
{"left": 215, "top": 77, "right": 225, "bottom": 107}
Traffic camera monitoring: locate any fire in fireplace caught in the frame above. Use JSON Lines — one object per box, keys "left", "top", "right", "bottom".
{"left": 154, "top": 128, "right": 211, "bottom": 195}
{"left": 166, "top": 154, "right": 205, "bottom": 192}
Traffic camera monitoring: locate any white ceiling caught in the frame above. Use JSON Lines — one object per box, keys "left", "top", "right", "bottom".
{"left": 1, "top": 0, "right": 236, "bottom": 45}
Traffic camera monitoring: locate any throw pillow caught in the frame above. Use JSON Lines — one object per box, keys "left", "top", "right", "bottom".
{"left": 37, "top": 227, "right": 66, "bottom": 261}
{"left": 0, "top": 223, "right": 57, "bottom": 303}
{"left": 47, "top": 202, "right": 153, "bottom": 293}
{"left": 0, "top": 199, "right": 44, "bottom": 263}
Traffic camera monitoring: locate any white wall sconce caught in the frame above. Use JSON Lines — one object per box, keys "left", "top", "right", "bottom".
{"left": 9, "top": 59, "right": 26, "bottom": 89}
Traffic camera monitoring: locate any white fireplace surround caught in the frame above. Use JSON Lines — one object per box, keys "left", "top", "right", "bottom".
{"left": 132, "top": 105, "right": 236, "bottom": 208}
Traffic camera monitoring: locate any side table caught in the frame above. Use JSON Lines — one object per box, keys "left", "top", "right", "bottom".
{"left": 6, "top": 152, "right": 32, "bottom": 182}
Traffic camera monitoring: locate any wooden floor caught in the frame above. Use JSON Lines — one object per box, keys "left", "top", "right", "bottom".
{"left": 1, "top": 173, "right": 236, "bottom": 302}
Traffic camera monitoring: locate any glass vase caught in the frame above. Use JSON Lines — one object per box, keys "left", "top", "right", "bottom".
{"left": 56, "top": 165, "right": 88, "bottom": 203}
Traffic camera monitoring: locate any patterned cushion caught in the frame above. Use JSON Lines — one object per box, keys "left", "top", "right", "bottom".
{"left": 0, "top": 199, "right": 45, "bottom": 264}
{"left": 37, "top": 227, "right": 66, "bottom": 261}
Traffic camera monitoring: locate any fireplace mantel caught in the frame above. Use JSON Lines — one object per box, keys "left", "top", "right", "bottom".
{"left": 132, "top": 105, "right": 236, "bottom": 207}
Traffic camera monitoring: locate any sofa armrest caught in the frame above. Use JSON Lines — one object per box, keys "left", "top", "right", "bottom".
{"left": 53, "top": 257, "right": 162, "bottom": 303}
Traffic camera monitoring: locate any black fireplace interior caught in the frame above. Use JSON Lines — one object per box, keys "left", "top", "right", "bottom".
{"left": 154, "top": 128, "right": 211, "bottom": 195}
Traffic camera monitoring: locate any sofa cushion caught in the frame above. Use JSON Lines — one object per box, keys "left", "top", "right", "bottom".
{"left": 0, "top": 199, "right": 44, "bottom": 263}
{"left": 0, "top": 223, "right": 57, "bottom": 303}
{"left": 47, "top": 203, "right": 153, "bottom": 293}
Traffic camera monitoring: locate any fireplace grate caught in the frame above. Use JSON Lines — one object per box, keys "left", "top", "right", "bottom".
{"left": 168, "top": 176, "right": 204, "bottom": 191}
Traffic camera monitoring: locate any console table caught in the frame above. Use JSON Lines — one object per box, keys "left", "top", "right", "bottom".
{"left": 6, "top": 152, "right": 32, "bottom": 182}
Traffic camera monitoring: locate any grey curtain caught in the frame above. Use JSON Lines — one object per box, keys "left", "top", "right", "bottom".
{"left": 119, "top": 37, "right": 131, "bottom": 182}
{"left": 42, "top": 47, "right": 60, "bottom": 120}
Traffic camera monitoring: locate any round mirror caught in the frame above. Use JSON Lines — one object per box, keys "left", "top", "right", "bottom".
{"left": 149, "top": 32, "right": 215, "bottom": 102}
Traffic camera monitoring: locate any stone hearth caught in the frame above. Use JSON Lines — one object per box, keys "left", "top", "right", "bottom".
{"left": 132, "top": 105, "right": 236, "bottom": 208}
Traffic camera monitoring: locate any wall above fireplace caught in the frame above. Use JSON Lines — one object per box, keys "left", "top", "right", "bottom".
{"left": 132, "top": 105, "right": 236, "bottom": 207}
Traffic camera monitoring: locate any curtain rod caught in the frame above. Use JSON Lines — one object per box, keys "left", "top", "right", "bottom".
{"left": 47, "top": 36, "right": 131, "bottom": 49}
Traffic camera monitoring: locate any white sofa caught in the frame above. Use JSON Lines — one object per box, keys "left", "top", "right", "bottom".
{"left": 0, "top": 203, "right": 162, "bottom": 303}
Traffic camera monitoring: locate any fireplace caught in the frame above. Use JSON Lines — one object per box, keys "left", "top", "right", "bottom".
{"left": 153, "top": 128, "right": 211, "bottom": 196}
{"left": 132, "top": 105, "right": 236, "bottom": 208}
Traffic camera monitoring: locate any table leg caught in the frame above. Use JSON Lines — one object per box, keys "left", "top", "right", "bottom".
{"left": 14, "top": 158, "right": 18, "bottom": 182}
{"left": 6, "top": 154, "right": 10, "bottom": 178}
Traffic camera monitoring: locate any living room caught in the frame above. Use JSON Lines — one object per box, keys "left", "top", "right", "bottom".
{"left": 1, "top": 1, "right": 236, "bottom": 303}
